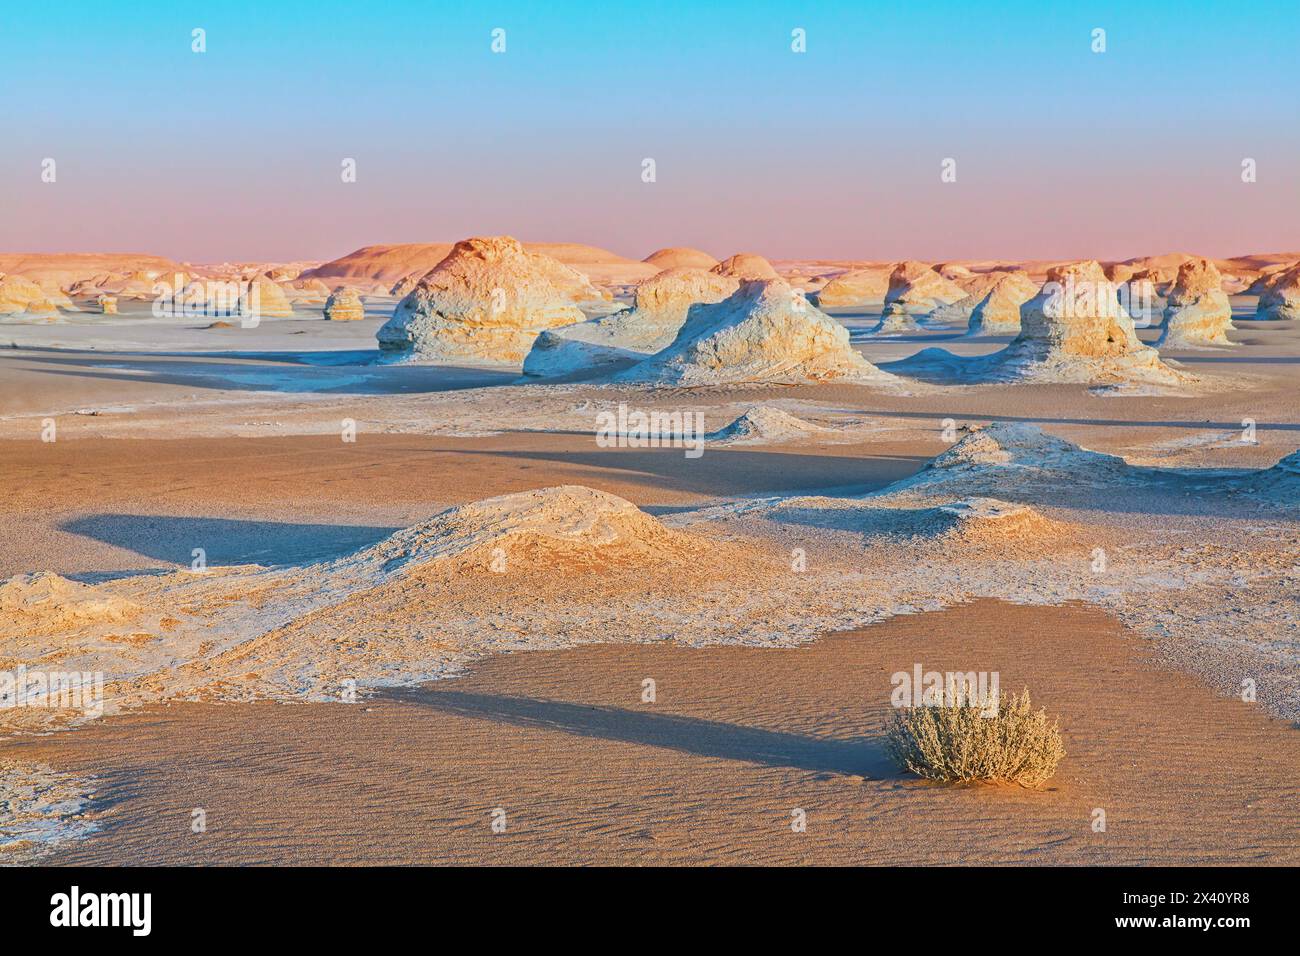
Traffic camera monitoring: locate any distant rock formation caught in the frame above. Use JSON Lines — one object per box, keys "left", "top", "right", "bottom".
{"left": 524, "top": 267, "right": 738, "bottom": 378}
{"left": 1255, "top": 263, "right": 1300, "bottom": 320}
{"left": 814, "top": 266, "right": 893, "bottom": 308}
{"left": 644, "top": 247, "right": 719, "bottom": 271}
{"left": 377, "top": 236, "right": 586, "bottom": 365}
{"left": 324, "top": 287, "right": 365, "bottom": 321}
{"left": 0, "top": 253, "right": 181, "bottom": 291}
{"left": 285, "top": 277, "right": 331, "bottom": 304}
{"left": 97, "top": 294, "right": 118, "bottom": 315}
{"left": 992, "top": 261, "right": 1186, "bottom": 383}
{"left": 882, "top": 261, "right": 968, "bottom": 315}
{"left": 885, "top": 261, "right": 1190, "bottom": 387}
{"left": 711, "top": 253, "right": 780, "bottom": 281}
{"left": 961, "top": 272, "right": 1040, "bottom": 336}
{"left": 1155, "top": 258, "right": 1235, "bottom": 347}
{"left": 239, "top": 274, "right": 294, "bottom": 318}
{"left": 1244, "top": 263, "right": 1295, "bottom": 296}
{"left": 0, "top": 274, "right": 46, "bottom": 315}
{"left": 867, "top": 302, "right": 924, "bottom": 335}
{"left": 304, "top": 241, "right": 655, "bottom": 288}
{"left": 616, "top": 278, "right": 891, "bottom": 386}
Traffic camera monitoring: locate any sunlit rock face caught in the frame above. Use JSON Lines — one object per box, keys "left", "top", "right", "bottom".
{"left": 1156, "top": 258, "right": 1235, "bottom": 347}
{"left": 324, "top": 287, "right": 365, "bottom": 321}
{"left": 523, "top": 267, "right": 740, "bottom": 378}
{"left": 617, "top": 278, "right": 891, "bottom": 386}
{"left": 1256, "top": 263, "right": 1300, "bottom": 321}
{"left": 377, "top": 236, "right": 586, "bottom": 365}
{"left": 710, "top": 253, "right": 780, "bottom": 281}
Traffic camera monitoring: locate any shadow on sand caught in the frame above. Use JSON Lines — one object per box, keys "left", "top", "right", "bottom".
{"left": 61, "top": 514, "right": 401, "bottom": 568}
{"left": 400, "top": 687, "right": 896, "bottom": 778}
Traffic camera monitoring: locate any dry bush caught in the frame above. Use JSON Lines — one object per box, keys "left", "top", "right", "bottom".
{"left": 885, "top": 685, "right": 1065, "bottom": 788}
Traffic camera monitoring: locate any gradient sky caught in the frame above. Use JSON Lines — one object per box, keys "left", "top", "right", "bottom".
{"left": 1, "top": 0, "right": 1297, "bottom": 264}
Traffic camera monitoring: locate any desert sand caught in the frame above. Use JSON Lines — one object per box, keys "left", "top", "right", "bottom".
{"left": 0, "top": 246, "right": 1297, "bottom": 866}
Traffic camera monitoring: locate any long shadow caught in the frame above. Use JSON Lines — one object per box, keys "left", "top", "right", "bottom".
{"left": 843, "top": 407, "right": 1300, "bottom": 434}
{"left": 401, "top": 688, "right": 894, "bottom": 777}
{"left": 6, "top": 354, "right": 516, "bottom": 395}
{"left": 62, "top": 514, "right": 400, "bottom": 567}
{"left": 432, "top": 446, "right": 930, "bottom": 497}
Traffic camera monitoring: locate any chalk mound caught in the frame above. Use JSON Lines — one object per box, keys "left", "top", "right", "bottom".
{"left": 1156, "top": 258, "right": 1235, "bottom": 347}
{"left": 377, "top": 236, "right": 586, "bottom": 365}
{"left": 1255, "top": 263, "right": 1300, "bottom": 321}
{"left": 706, "top": 406, "right": 826, "bottom": 445}
{"left": 882, "top": 261, "right": 968, "bottom": 315}
{"left": 323, "top": 287, "right": 365, "bottom": 321}
{"left": 894, "top": 423, "right": 1129, "bottom": 495}
{"left": 360, "top": 486, "right": 695, "bottom": 572}
{"left": 1244, "top": 263, "right": 1295, "bottom": 295}
{"left": 960, "top": 272, "right": 1040, "bottom": 335}
{"left": 96, "top": 295, "right": 118, "bottom": 315}
{"left": 814, "top": 267, "right": 892, "bottom": 308}
{"left": 0, "top": 572, "right": 142, "bottom": 636}
{"left": 239, "top": 274, "right": 294, "bottom": 318}
{"left": 286, "top": 277, "right": 330, "bottom": 304}
{"left": 888, "top": 498, "right": 1063, "bottom": 548}
{"left": 0, "top": 274, "right": 45, "bottom": 315}
{"left": 711, "top": 253, "right": 780, "bottom": 281}
{"left": 35, "top": 280, "right": 79, "bottom": 313}
{"left": 523, "top": 267, "right": 738, "bottom": 378}
{"left": 984, "top": 261, "right": 1188, "bottom": 384}
{"left": 644, "top": 247, "right": 719, "bottom": 271}
{"left": 616, "top": 278, "right": 890, "bottom": 386}
{"left": 867, "top": 302, "right": 924, "bottom": 335}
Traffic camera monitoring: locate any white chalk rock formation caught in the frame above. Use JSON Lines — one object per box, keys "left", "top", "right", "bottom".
{"left": 0, "top": 274, "right": 45, "bottom": 315}
{"left": 523, "top": 267, "right": 738, "bottom": 378}
{"left": 377, "top": 236, "right": 586, "bottom": 365}
{"left": 1255, "top": 263, "right": 1300, "bottom": 320}
{"left": 882, "top": 261, "right": 968, "bottom": 314}
{"left": 617, "top": 278, "right": 889, "bottom": 386}
{"left": 1155, "top": 258, "right": 1235, "bottom": 347}
{"left": 97, "top": 295, "right": 119, "bottom": 315}
{"left": 814, "top": 267, "right": 893, "bottom": 308}
{"left": 895, "top": 422, "right": 1130, "bottom": 496}
{"left": 988, "top": 260, "right": 1187, "bottom": 384}
{"left": 239, "top": 274, "right": 294, "bottom": 318}
{"left": 706, "top": 406, "right": 826, "bottom": 444}
{"left": 323, "top": 287, "right": 365, "bottom": 321}
{"left": 711, "top": 253, "right": 780, "bottom": 281}
{"left": 867, "top": 302, "right": 924, "bottom": 335}
{"left": 360, "top": 485, "right": 691, "bottom": 571}
{"left": 961, "top": 272, "right": 1040, "bottom": 335}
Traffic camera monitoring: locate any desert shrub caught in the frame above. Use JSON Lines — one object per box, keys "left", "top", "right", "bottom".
{"left": 885, "top": 685, "right": 1065, "bottom": 787}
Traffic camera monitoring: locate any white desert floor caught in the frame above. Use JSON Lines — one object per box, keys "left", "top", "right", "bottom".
{"left": 0, "top": 296, "right": 1296, "bottom": 865}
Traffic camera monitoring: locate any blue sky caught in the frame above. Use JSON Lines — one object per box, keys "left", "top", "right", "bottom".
{"left": 2, "top": 0, "right": 1297, "bottom": 262}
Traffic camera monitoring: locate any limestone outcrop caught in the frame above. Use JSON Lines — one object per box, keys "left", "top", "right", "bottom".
{"left": 1155, "top": 258, "right": 1235, "bottom": 347}
{"left": 616, "top": 278, "right": 890, "bottom": 386}
{"left": 324, "top": 287, "right": 366, "bottom": 321}
{"left": 377, "top": 236, "right": 586, "bottom": 365}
